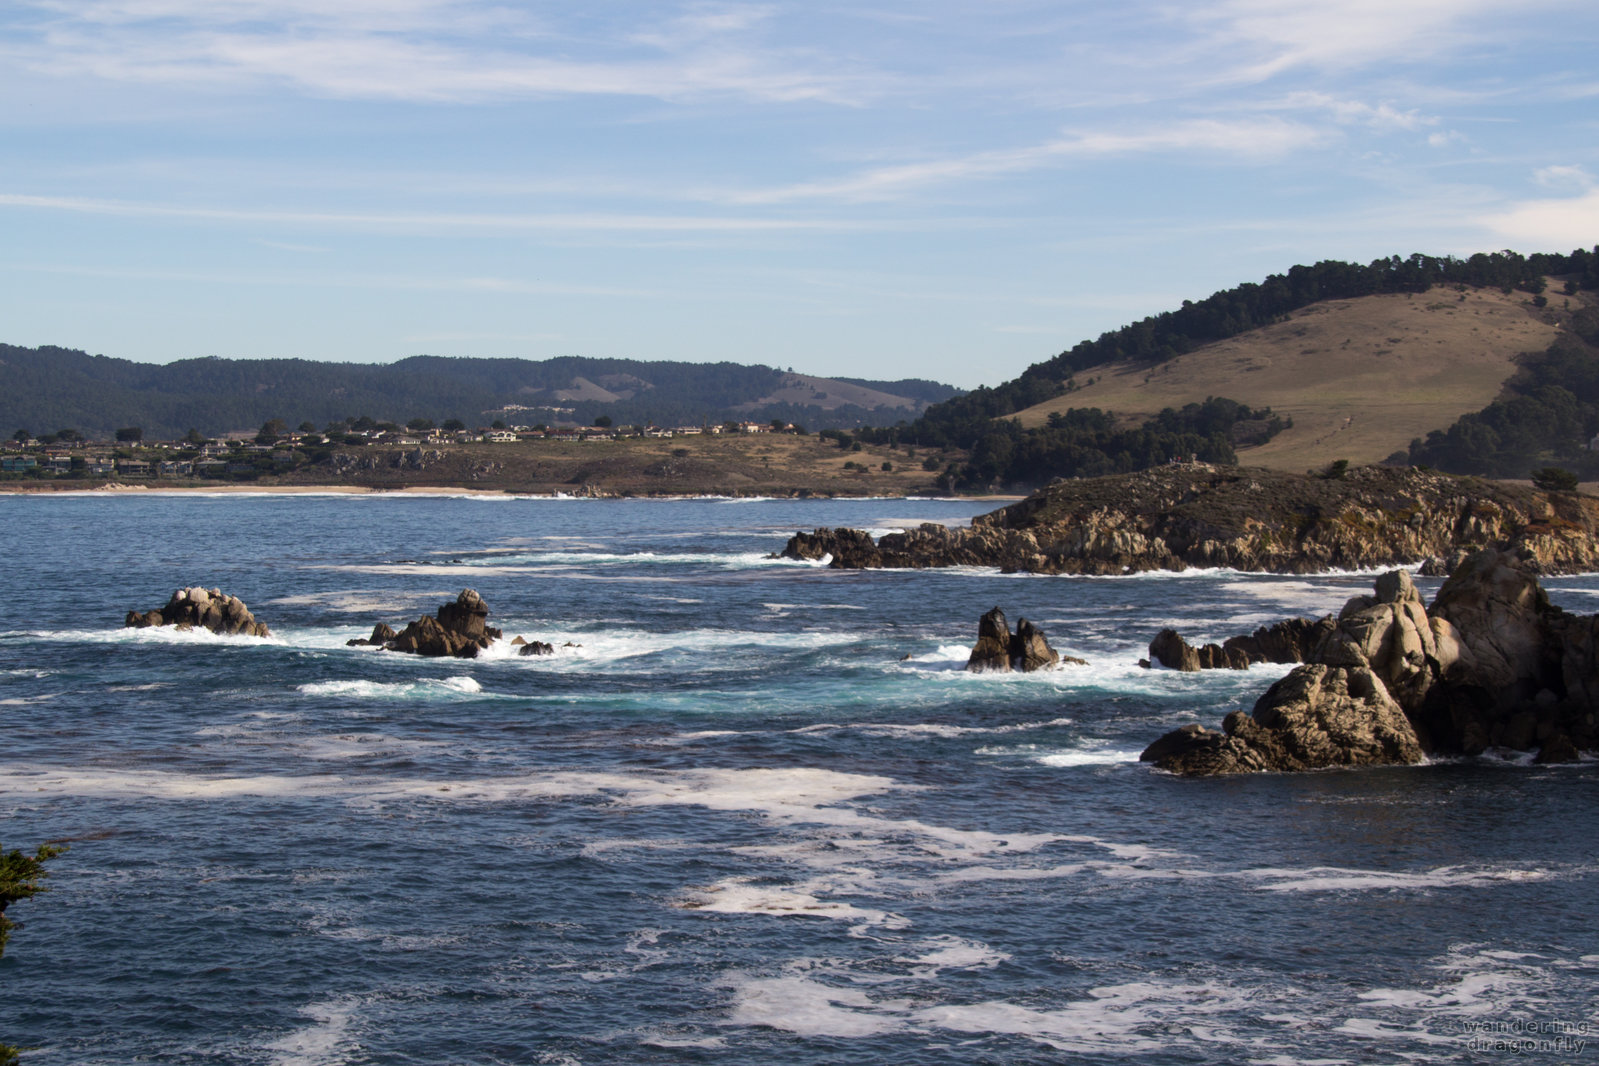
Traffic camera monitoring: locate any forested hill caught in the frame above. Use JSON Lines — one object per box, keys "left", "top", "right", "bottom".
{"left": 0, "top": 348, "right": 962, "bottom": 440}
{"left": 900, "top": 247, "right": 1599, "bottom": 448}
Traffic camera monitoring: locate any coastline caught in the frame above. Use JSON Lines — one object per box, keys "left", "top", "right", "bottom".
{"left": 0, "top": 480, "right": 1025, "bottom": 503}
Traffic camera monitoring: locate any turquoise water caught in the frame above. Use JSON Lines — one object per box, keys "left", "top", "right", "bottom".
{"left": 2, "top": 493, "right": 1596, "bottom": 1064}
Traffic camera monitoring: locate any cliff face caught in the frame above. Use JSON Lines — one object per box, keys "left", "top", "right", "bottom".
{"left": 782, "top": 465, "right": 1599, "bottom": 576}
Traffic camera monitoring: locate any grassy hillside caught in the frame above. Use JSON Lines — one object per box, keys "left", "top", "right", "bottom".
{"left": 1013, "top": 285, "right": 1575, "bottom": 471}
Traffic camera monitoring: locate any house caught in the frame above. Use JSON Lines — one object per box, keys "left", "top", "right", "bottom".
{"left": 159, "top": 460, "right": 194, "bottom": 477}
{"left": 483, "top": 430, "right": 518, "bottom": 443}
{"left": 1, "top": 457, "right": 37, "bottom": 472}
{"left": 116, "top": 459, "right": 151, "bottom": 476}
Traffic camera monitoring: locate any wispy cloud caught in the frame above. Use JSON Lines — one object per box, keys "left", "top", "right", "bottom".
{"left": 5, "top": 0, "right": 872, "bottom": 103}
{"left": 0, "top": 191, "right": 913, "bottom": 233}
{"left": 726, "top": 118, "right": 1329, "bottom": 204}
{"left": 1186, "top": 0, "right": 1526, "bottom": 81}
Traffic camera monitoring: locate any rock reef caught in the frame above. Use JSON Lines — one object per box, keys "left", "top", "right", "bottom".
{"left": 1143, "top": 552, "right": 1599, "bottom": 774}
{"left": 780, "top": 465, "right": 1599, "bottom": 576}
{"left": 350, "top": 589, "right": 503, "bottom": 658}
{"left": 125, "top": 586, "right": 271, "bottom": 638}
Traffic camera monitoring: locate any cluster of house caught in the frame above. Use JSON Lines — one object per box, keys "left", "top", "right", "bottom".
{"left": 1, "top": 419, "right": 800, "bottom": 479}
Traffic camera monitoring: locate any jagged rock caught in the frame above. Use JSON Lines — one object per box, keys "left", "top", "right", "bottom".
{"left": 518, "top": 640, "right": 556, "bottom": 657}
{"left": 1012, "top": 617, "right": 1061, "bottom": 672}
{"left": 347, "top": 622, "right": 397, "bottom": 647}
{"left": 778, "top": 466, "right": 1599, "bottom": 576}
{"left": 377, "top": 589, "right": 502, "bottom": 658}
{"left": 1146, "top": 551, "right": 1599, "bottom": 774}
{"left": 965, "top": 607, "right": 1070, "bottom": 672}
{"left": 124, "top": 586, "right": 271, "bottom": 638}
{"left": 967, "top": 606, "right": 1013, "bottom": 673}
{"left": 1149, "top": 629, "right": 1201, "bottom": 672}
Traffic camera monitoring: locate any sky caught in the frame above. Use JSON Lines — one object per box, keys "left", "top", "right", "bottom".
{"left": 3, "top": 1, "right": 1598, "bottom": 389}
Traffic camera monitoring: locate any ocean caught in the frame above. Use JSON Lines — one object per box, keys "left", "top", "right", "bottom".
{"left": 2, "top": 492, "right": 1595, "bottom": 1064}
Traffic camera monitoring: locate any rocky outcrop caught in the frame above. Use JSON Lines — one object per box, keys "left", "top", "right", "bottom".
{"left": 779, "top": 465, "right": 1599, "bottom": 576}
{"left": 512, "top": 636, "right": 555, "bottom": 656}
{"left": 125, "top": 586, "right": 271, "bottom": 638}
{"left": 1143, "top": 552, "right": 1599, "bottom": 774}
{"left": 965, "top": 607, "right": 1080, "bottom": 672}
{"left": 1148, "top": 616, "right": 1335, "bottom": 672}
{"left": 366, "top": 589, "right": 503, "bottom": 658}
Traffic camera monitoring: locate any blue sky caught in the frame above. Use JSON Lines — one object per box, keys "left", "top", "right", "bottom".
{"left": 3, "top": 1, "right": 1597, "bottom": 388}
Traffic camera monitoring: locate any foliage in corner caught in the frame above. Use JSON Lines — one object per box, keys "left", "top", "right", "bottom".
{"left": 0, "top": 841, "right": 64, "bottom": 957}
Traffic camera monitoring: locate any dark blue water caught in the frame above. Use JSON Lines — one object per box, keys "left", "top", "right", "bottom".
{"left": 2, "top": 492, "right": 1596, "bottom": 1064}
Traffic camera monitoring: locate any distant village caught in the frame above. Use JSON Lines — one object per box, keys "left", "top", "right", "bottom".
{"left": 2, "top": 417, "right": 807, "bottom": 482}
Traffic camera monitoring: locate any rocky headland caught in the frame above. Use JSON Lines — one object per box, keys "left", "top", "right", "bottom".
{"left": 1142, "top": 550, "right": 1599, "bottom": 774}
{"left": 125, "top": 586, "right": 271, "bottom": 637}
{"left": 780, "top": 464, "right": 1599, "bottom": 576}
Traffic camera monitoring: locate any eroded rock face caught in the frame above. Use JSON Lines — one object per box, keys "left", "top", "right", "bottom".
{"left": 125, "top": 586, "right": 271, "bottom": 638}
{"left": 965, "top": 607, "right": 1073, "bottom": 673}
{"left": 1144, "top": 550, "right": 1599, "bottom": 774}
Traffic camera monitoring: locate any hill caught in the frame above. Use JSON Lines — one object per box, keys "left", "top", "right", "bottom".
{"left": 0, "top": 348, "right": 963, "bottom": 441}
{"left": 876, "top": 247, "right": 1599, "bottom": 489}
{"left": 1012, "top": 285, "right": 1572, "bottom": 470}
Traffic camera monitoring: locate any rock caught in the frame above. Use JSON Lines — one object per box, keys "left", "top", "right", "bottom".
{"left": 1011, "top": 617, "right": 1060, "bottom": 672}
{"left": 377, "top": 589, "right": 500, "bottom": 658}
{"left": 967, "top": 606, "right": 1013, "bottom": 673}
{"left": 1149, "top": 629, "right": 1201, "bottom": 672}
{"left": 776, "top": 466, "right": 1599, "bottom": 576}
{"left": 123, "top": 586, "right": 271, "bottom": 638}
{"left": 1535, "top": 734, "right": 1580, "bottom": 764}
{"left": 347, "top": 622, "right": 397, "bottom": 647}
{"left": 966, "top": 608, "right": 1069, "bottom": 672}
{"left": 518, "top": 641, "right": 555, "bottom": 657}
{"left": 1148, "top": 552, "right": 1599, "bottom": 774}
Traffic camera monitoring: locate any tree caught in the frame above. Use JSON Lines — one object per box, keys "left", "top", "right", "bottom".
{"left": 115, "top": 426, "right": 143, "bottom": 443}
{"left": 11, "top": 429, "right": 29, "bottom": 443}
{"left": 442, "top": 418, "right": 466, "bottom": 433}
{"left": 255, "top": 418, "right": 288, "bottom": 445}
{"left": 0, "top": 842, "right": 63, "bottom": 957}
{"left": 407, "top": 417, "right": 434, "bottom": 432}
{"left": 298, "top": 421, "right": 316, "bottom": 433}
{"left": 593, "top": 415, "right": 613, "bottom": 428}
{"left": 184, "top": 427, "right": 206, "bottom": 445}
{"left": 1531, "top": 466, "right": 1579, "bottom": 492}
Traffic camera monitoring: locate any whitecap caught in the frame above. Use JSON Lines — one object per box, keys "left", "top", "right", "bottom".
{"left": 295, "top": 676, "right": 484, "bottom": 701}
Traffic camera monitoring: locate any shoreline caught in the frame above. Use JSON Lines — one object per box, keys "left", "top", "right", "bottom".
{"left": 0, "top": 481, "right": 1024, "bottom": 503}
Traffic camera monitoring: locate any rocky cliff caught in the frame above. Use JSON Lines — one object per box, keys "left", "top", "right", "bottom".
{"left": 1143, "top": 553, "right": 1599, "bottom": 774}
{"left": 780, "top": 464, "right": 1599, "bottom": 576}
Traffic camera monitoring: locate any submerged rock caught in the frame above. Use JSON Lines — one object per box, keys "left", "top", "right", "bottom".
{"left": 124, "top": 586, "right": 271, "bottom": 638}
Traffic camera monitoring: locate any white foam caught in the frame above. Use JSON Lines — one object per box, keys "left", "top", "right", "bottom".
{"left": 1244, "top": 865, "right": 1549, "bottom": 893}
{"left": 680, "top": 876, "right": 906, "bottom": 928}
{"left": 1033, "top": 746, "right": 1144, "bottom": 768}
{"left": 725, "top": 975, "right": 909, "bottom": 1037}
{"left": 264, "top": 996, "right": 358, "bottom": 1066}
{"left": 295, "top": 676, "right": 484, "bottom": 700}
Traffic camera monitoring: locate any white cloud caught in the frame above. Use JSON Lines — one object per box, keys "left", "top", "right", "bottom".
{"left": 1275, "top": 91, "right": 1436, "bottom": 131}
{"left": 4, "top": 0, "right": 870, "bottom": 104}
{"left": 1188, "top": 0, "right": 1528, "bottom": 81}
{"left": 729, "top": 118, "right": 1330, "bottom": 204}
{"left": 1481, "top": 189, "right": 1599, "bottom": 248}
{"left": 1426, "top": 130, "right": 1467, "bottom": 147}
{"left": 1534, "top": 164, "right": 1594, "bottom": 191}
{"left": 0, "top": 191, "right": 909, "bottom": 234}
